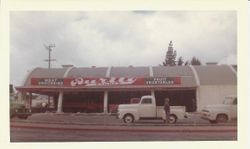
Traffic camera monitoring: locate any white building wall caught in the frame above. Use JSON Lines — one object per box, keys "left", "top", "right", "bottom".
{"left": 197, "top": 85, "right": 237, "bottom": 111}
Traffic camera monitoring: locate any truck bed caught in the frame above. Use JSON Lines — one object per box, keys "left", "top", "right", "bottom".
{"left": 156, "top": 106, "right": 186, "bottom": 118}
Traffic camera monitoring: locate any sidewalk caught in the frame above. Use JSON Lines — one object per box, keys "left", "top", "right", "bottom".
{"left": 10, "top": 112, "right": 237, "bottom": 127}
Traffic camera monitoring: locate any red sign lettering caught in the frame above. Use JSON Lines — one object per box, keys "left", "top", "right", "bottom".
{"left": 31, "top": 77, "right": 181, "bottom": 87}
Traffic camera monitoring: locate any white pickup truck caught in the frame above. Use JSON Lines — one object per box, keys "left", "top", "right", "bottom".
{"left": 117, "top": 95, "right": 187, "bottom": 124}
{"left": 201, "top": 96, "right": 237, "bottom": 124}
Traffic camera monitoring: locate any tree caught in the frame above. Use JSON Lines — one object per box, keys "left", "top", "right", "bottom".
{"left": 177, "top": 57, "right": 184, "bottom": 66}
{"left": 184, "top": 57, "right": 202, "bottom": 66}
{"left": 163, "top": 41, "right": 177, "bottom": 66}
{"left": 10, "top": 84, "right": 14, "bottom": 94}
{"left": 190, "top": 57, "right": 202, "bottom": 65}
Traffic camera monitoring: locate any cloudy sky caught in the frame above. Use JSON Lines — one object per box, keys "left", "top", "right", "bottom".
{"left": 10, "top": 11, "right": 237, "bottom": 86}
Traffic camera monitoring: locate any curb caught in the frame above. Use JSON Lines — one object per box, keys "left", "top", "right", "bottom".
{"left": 10, "top": 123, "right": 237, "bottom": 133}
{"left": 11, "top": 119, "right": 237, "bottom": 127}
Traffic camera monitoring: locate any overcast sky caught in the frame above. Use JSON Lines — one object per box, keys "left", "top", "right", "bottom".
{"left": 10, "top": 11, "right": 237, "bottom": 86}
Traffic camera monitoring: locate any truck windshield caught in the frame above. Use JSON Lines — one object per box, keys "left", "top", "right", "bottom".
{"left": 223, "top": 97, "right": 236, "bottom": 105}
{"left": 141, "top": 98, "right": 152, "bottom": 104}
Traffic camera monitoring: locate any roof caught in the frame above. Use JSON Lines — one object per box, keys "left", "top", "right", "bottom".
{"left": 193, "top": 65, "right": 236, "bottom": 85}
{"left": 24, "top": 67, "right": 69, "bottom": 86}
{"left": 68, "top": 67, "right": 108, "bottom": 78}
{"left": 110, "top": 66, "right": 150, "bottom": 77}
{"left": 18, "top": 65, "right": 237, "bottom": 92}
{"left": 152, "top": 66, "right": 197, "bottom": 87}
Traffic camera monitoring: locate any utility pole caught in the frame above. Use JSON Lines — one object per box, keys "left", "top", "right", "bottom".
{"left": 44, "top": 44, "right": 56, "bottom": 110}
{"left": 44, "top": 44, "right": 56, "bottom": 69}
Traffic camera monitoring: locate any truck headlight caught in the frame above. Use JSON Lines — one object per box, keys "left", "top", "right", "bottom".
{"left": 202, "top": 109, "right": 210, "bottom": 116}
{"left": 202, "top": 109, "right": 209, "bottom": 113}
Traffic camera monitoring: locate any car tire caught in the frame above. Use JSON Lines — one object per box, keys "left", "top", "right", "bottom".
{"left": 216, "top": 114, "right": 228, "bottom": 123}
{"left": 123, "top": 114, "right": 134, "bottom": 123}
{"left": 169, "top": 114, "right": 177, "bottom": 124}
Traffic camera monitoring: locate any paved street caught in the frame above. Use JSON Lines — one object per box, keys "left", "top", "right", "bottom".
{"left": 10, "top": 126, "right": 237, "bottom": 142}
{"left": 10, "top": 113, "right": 237, "bottom": 142}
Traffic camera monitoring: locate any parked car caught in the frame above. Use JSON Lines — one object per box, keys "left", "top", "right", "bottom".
{"left": 117, "top": 95, "right": 187, "bottom": 124}
{"left": 201, "top": 95, "right": 237, "bottom": 124}
{"left": 10, "top": 102, "right": 32, "bottom": 119}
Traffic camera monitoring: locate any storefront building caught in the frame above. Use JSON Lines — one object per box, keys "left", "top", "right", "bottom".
{"left": 16, "top": 65, "right": 237, "bottom": 113}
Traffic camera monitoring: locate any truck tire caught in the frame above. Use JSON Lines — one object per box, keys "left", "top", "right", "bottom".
{"left": 18, "top": 115, "right": 28, "bottom": 119}
{"left": 123, "top": 114, "right": 134, "bottom": 123}
{"left": 169, "top": 114, "right": 177, "bottom": 124}
{"left": 10, "top": 115, "right": 15, "bottom": 119}
{"left": 209, "top": 120, "right": 217, "bottom": 124}
{"left": 216, "top": 114, "right": 228, "bottom": 123}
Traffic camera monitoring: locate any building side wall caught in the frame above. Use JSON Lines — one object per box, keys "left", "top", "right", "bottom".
{"left": 197, "top": 85, "right": 237, "bottom": 111}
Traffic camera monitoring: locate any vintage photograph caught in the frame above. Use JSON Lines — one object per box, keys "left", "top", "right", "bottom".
{"left": 9, "top": 11, "right": 237, "bottom": 142}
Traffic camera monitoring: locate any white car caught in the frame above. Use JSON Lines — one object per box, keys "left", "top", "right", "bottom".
{"left": 201, "top": 96, "right": 237, "bottom": 124}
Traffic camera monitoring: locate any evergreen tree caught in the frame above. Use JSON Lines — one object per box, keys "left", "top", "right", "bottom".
{"left": 190, "top": 57, "right": 202, "bottom": 65}
{"left": 9, "top": 84, "right": 14, "bottom": 94}
{"left": 184, "top": 61, "right": 189, "bottom": 66}
{"left": 163, "top": 41, "right": 177, "bottom": 66}
{"left": 184, "top": 57, "right": 202, "bottom": 66}
{"left": 177, "top": 56, "right": 184, "bottom": 66}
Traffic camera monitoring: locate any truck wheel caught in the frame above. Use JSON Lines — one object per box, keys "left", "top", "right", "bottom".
{"left": 18, "top": 116, "right": 28, "bottom": 119}
{"left": 216, "top": 114, "right": 228, "bottom": 123}
{"left": 123, "top": 114, "right": 134, "bottom": 123}
{"left": 10, "top": 115, "right": 15, "bottom": 119}
{"left": 169, "top": 114, "right": 177, "bottom": 124}
{"left": 209, "top": 120, "right": 217, "bottom": 124}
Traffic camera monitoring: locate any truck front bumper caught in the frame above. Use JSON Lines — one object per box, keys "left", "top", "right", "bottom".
{"left": 201, "top": 111, "right": 214, "bottom": 121}
{"left": 201, "top": 115, "right": 211, "bottom": 120}
{"left": 115, "top": 112, "right": 122, "bottom": 119}
{"left": 114, "top": 113, "right": 119, "bottom": 119}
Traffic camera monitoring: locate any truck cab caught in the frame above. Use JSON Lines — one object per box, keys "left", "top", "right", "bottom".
{"left": 138, "top": 96, "right": 157, "bottom": 118}
{"left": 117, "top": 95, "right": 187, "bottom": 124}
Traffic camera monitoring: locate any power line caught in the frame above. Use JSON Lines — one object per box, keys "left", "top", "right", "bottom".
{"left": 44, "top": 44, "right": 56, "bottom": 69}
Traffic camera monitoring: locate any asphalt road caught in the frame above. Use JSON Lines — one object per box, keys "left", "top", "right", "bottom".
{"left": 10, "top": 113, "right": 237, "bottom": 142}
{"left": 10, "top": 126, "right": 237, "bottom": 142}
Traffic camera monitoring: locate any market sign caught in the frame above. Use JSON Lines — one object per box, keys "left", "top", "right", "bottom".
{"left": 145, "top": 77, "right": 181, "bottom": 85}
{"left": 68, "top": 77, "right": 139, "bottom": 87}
{"left": 31, "top": 78, "right": 64, "bottom": 86}
{"left": 31, "top": 77, "right": 181, "bottom": 87}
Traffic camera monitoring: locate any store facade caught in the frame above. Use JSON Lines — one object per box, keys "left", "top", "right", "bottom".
{"left": 16, "top": 65, "right": 237, "bottom": 113}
